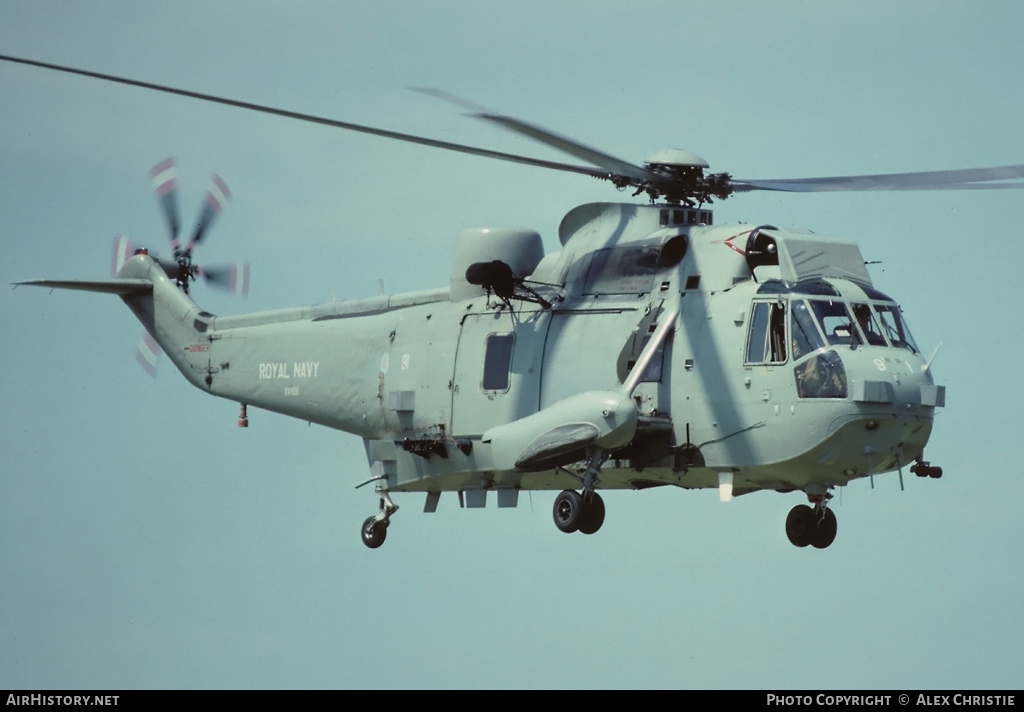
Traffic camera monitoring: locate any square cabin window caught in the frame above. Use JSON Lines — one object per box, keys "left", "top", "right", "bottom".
{"left": 483, "top": 333, "right": 515, "bottom": 391}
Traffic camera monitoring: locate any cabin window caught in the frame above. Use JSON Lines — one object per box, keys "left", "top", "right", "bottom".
{"left": 746, "top": 301, "right": 787, "bottom": 364}
{"left": 482, "top": 333, "right": 515, "bottom": 391}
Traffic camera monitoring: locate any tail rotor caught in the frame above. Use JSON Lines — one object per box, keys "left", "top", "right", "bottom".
{"left": 110, "top": 159, "right": 250, "bottom": 376}
{"left": 146, "top": 158, "right": 242, "bottom": 295}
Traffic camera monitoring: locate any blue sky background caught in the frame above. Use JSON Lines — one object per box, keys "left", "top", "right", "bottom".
{"left": 1, "top": 1, "right": 1022, "bottom": 689}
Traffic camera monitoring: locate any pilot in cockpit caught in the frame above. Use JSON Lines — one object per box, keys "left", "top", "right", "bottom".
{"left": 852, "top": 303, "right": 886, "bottom": 346}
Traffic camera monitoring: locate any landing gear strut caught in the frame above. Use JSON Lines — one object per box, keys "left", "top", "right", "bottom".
{"left": 360, "top": 491, "right": 398, "bottom": 549}
{"left": 786, "top": 496, "right": 837, "bottom": 549}
{"left": 552, "top": 449, "right": 608, "bottom": 535}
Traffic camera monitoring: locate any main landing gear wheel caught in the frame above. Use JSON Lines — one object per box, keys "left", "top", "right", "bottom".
{"left": 810, "top": 507, "right": 837, "bottom": 549}
{"left": 786, "top": 504, "right": 815, "bottom": 548}
{"left": 912, "top": 460, "right": 943, "bottom": 478}
{"left": 578, "top": 492, "right": 605, "bottom": 535}
{"left": 361, "top": 516, "right": 388, "bottom": 549}
{"left": 553, "top": 490, "right": 585, "bottom": 533}
{"left": 553, "top": 490, "right": 605, "bottom": 535}
{"left": 785, "top": 504, "right": 838, "bottom": 549}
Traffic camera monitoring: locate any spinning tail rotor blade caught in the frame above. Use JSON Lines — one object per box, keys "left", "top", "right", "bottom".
{"left": 135, "top": 332, "right": 161, "bottom": 377}
{"left": 197, "top": 261, "right": 249, "bottom": 298}
{"left": 110, "top": 235, "right": 135, "bottom": 277}
{"left": 188, "top": 174, "right": 232, "bottom": 252}
{"left": 150, "top": 158, "right": 181, "bottom": 247}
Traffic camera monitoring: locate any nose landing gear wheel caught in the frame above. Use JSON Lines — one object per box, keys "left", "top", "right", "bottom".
{"left": 361, "top": 516, "right": 388, "bottom": 549}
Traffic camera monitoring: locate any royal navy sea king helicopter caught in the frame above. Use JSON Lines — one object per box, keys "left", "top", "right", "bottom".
{"left": 7, "top": 54, "right": 1024, "bottom": 550}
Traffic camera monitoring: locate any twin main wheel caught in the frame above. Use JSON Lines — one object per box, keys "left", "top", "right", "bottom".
{"left": 785, "top": 504, "right": 837, "bottom": 549}
{"left": 553, "top": 490, "right": 605, "bottom": 535}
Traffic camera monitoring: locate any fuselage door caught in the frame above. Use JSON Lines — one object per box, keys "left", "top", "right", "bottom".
{"left": 451, "top": 309, "right": 550, "bottom": 438}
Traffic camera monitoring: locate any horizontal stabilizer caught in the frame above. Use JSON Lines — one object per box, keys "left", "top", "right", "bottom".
{"left": 15, "top": 278, "right": 153, "bottom": 295}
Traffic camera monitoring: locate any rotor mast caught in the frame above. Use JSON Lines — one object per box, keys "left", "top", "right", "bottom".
{"left": 640, "top": 149, "right": 732, "bottom": 205}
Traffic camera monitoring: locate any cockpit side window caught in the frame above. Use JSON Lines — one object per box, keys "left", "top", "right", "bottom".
{"left": 746, "top": 301, "right": 787, "bottom": 364}
{"left": 875, "top": 304, "right": 919, "bottom": 354}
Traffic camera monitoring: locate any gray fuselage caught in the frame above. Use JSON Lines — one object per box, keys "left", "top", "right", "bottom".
{"left": 121, "top": 201, "right": 942, "bottom": 501}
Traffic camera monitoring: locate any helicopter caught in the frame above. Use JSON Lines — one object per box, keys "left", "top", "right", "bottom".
{"left": 6, "top": 54, "right": 1024, "bottom": 550}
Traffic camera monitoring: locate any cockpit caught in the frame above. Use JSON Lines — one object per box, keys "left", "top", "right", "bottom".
{"left": 745, "top": 279, "right": 920, "bottom": 399}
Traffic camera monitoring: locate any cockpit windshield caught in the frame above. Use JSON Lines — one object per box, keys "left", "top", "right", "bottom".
{"left": 809, "top": 300, "right": 862, "bottom": 347}
{"left": 788, "top": 297, "right": 920, "bottom": 355}
{"left": 747, "top": 283, "right": 921, "bottom": 400}
{"left": 874, "top": 304, "right": 919, "bottom": 353}
{"left": 749, "top": 285, "right": 921, "bottom": 371}
{"left": 790, "top": 300, "right": 825, "bottom": 360}
{"left": 852, "top": 304, "right": 887, "bottom": 346}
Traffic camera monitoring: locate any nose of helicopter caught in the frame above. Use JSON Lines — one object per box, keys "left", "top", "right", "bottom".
{"left": 817, "top": 348, "right": 944, "bottom": 480}
{"left": 847, "top": 348, "right": 945, "bottom": 413}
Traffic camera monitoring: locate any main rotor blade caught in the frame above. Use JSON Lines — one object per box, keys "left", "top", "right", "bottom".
{"left": 0, "top": 53, "right": 606, "bottom": 181}
{"left": 732, "top": 165, "right": 1024, "bottom": 193}
{"left": 475, "top": 113, "right": 661, "bottom": 184}
{"left": 412, "top": 86, "right": 658, "bottom": 183}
